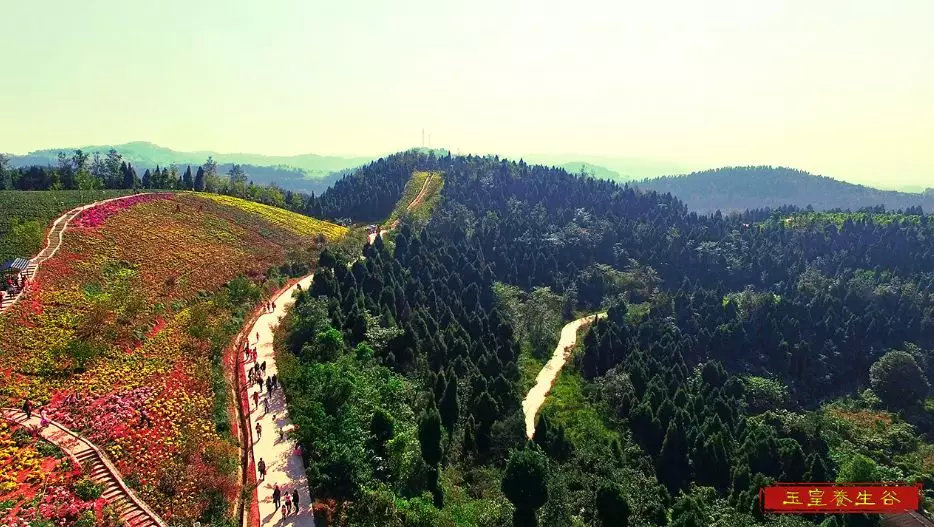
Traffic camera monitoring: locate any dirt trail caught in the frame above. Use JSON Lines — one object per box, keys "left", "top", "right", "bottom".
{"left": 367, "top": 172, "right": 435, "bottom": 245}
{"left": 521, "top": 312, "right": 607, "bottom": 439}
{"left": 405, "top": 172, "right": 435, "bottom": 213}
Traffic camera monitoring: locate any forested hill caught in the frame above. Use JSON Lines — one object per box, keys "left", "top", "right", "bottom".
{"left": 10, "top": 141, "right": 368, "bottom": 193}
{"left": 297, "top": 151, "right": 933, "bottom": 525}
{"left": 638, "top": 166, "right": 934, "bottom": 214}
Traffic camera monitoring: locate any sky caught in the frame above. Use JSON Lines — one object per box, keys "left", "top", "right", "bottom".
{"left": 1, "top": 0, "right": 932, "bottom": 187}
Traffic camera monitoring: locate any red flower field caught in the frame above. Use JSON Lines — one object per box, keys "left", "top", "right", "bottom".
{"left": 0, "top": 193, "right": 345, "bottom": 524}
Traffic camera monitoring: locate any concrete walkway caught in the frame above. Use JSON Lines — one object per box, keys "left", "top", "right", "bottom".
{"left": 243, "top": 275, "right": 315, "bottom": 527}
{"left": 2, "top": 409, "right": 167, "bottom": 527}
{"left": 1, "top": 193, "right": 154, "bottom": 314}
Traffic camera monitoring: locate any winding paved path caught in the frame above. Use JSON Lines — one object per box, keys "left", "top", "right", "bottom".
{"left": 242, "top": 276, "right": 315, "bottom": 527}
{"left": 2, "top": 409, "right": 167, "bottom": 527}
{"left": 521, "top": 313, "right": 606, "bottom": 438}
{"left": 1, "top": 194, "right": 148, "bottom": 314}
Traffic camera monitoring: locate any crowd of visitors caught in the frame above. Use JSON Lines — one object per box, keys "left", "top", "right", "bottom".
{"left": 0, "top": 271, "right": 29, "bottom": 306}
{"left": 243, "top": 290, "right": 311, "bottom": 523}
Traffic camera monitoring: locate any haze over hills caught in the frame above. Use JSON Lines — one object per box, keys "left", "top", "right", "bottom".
{"left": 637, "top": 166, "right": 934, "bottom": 214}
{"left": 10, "top": 143, "right": 934, "bottom": 214}
{"left": 519, "top": 153, "right": 692, "bottom": 181}
{"left": 10, "top": 141, "right": 374, "bottom": 194}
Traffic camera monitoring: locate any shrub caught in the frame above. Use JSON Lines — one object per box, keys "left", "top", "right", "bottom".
{"left": 74, "top": 476, "right": 104, "bottom": 501}
{"left": 74, "top": 509, "right": 98, "bottom": 527}
{"left": 869, "top": 351, "right": 929, "bottom": 409}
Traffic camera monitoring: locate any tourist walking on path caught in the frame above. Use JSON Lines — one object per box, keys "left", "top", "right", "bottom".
{"left": 257, "top": 458, "right": 266, "bottom": 480}
{"left": 39, "top": 409, "right": 49, "bottom": 428}
{"left": 241, "top": 275, "right": 315, "bottom": 525}
{"left": 22, "top": 399, "right": 32, "bottom": 420}
{"left": 252, "top": 391, "right": 259, "bottom": 409}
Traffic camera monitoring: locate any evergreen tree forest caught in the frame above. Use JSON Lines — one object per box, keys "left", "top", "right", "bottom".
{"left": 279, "top": 151, "right": 933, "bottom": 526}
{"left": 0, "top": 148, "right": 313, "bottom": 214}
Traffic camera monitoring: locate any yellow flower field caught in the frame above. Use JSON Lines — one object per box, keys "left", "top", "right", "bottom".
{"left": 196, "top": 192, "right": 348, "bottom": 239}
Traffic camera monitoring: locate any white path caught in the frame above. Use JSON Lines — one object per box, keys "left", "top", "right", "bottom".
{"left": 243, "top": 275, "right": 315, "bottom": 527}
{"left": 0, "top": 193, "right": 151, "bottom": 314}
{"left": 521, "top": 312, "right": 607, "bottom": 439}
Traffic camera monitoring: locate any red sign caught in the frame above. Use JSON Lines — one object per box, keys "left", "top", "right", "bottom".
{"left": 761, "top": 483, "right": 921, "bottom": 514}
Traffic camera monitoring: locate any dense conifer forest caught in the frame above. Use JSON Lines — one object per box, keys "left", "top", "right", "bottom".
{"left": 281, "top": 151, "right": 933, "bottom": 526}
{"left": 637, "top": 166, "right": 934, "bottom": 214}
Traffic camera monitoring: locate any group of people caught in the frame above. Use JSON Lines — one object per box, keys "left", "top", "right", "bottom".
{"left": 1, "top": 271, "right": 29, "bottom": 305}
{"left": 272, "top": 484, "right": 301, "bottom": 517}
{"left": 244, "top": 339, "right": 259, "bottom": 364}
{"left": 21, "top": 399, "right": 49, "bottom": 428}
{"left": 244, "top": 292, "right": 311, "bottom": 520}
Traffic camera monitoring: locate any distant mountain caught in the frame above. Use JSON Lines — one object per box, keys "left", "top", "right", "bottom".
{"left": 520, "top": 154, "right": 692, "bottom": 181}
{"left": 637, "top": 166, "right": 934, "bottom": 214}
{"left": 10, "top": 141, "right": 373, "bottom": 193}
{"left": 557, "top": 162, "right": 621, "bottom": 180}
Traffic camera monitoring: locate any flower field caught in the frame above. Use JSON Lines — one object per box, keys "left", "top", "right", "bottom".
{"left": 197, "top": 192, "right": 347, "bottom": 239}
{"left": 0, "top": 419, "right": 118, "bottom": 527}
{"left": 0, "top": 193, "right": 344, "bottom": 524}
{"left": 0, "top": 190, "right": 132, "bottom": 262}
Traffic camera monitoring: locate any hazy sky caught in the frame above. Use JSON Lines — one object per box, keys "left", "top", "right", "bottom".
{"left": 2, "top": 0, "right": 932, "bottom": 186}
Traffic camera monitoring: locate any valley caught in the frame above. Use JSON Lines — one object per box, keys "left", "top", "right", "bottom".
{"left": 1, "top": 151, "right": 932, "bottom": 527}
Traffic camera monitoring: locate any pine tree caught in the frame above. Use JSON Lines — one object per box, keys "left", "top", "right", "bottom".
{"left": 418, "top": 407, "right": 444, "bottom": 508}
{"left": 657, "top": 419, "right": 690, "bottom": 494}
{"left": 121, "top": 162, "right": 134, "bottom": 189}
{"left": 183, "top": 165, "right": 194, "bottom": 189}
{"left": 194, "top": 166, "right": 206, "bottom": 191}
{"left": 502, "top": 446, "right": 549, "bottom": 527}
{"left": 439, "top": 373, "right": 459, "bottom": 435}
{"left": 596, "top": 482, "right": 630, "bottom": 527}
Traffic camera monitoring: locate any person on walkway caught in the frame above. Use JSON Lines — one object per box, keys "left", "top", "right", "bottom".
{"left": 284, "top": 493, "right": 292, "bottom": 515}
{"left": 257, "top": 458, "right": 266, "bottom": 480}
{"left": 261, "top": 360, "right": 266, "bottom": 373}
{"left": 252, "top": 391, "right": 259, "bottom": 409}
{"left": 271, "top": 373, "right": 278, "bottom": 389}
{"left": 266, "top": 377, "right": 273, "bottom": 394}
{"left": 291, "top": 489, "right": 300, "bottom": 514}
{"left": 255, "top": 421, "right": 262, "bottom": 439}
{"left": 39, "top": 409, "right": 49, "bottom": 428}
{"left": 272, "top": 301, "right": 276, "bottom": 312}
{"left": 273, "top": 484, "right": 281, "bottom": 510}
{"left": 263, "top": 396, "right": 269, "bottom": 415}
{"left": 22, "top": 399, "right": 32, "bottom": 420}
